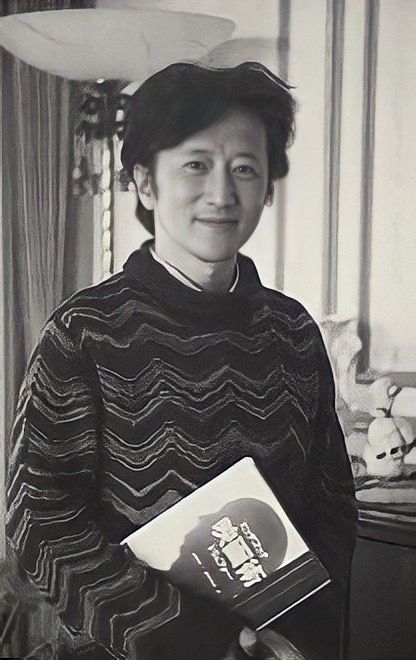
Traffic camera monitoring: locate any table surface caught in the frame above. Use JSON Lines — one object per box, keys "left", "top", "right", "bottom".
{"left": 357, "top": 501, "right": 416, "bottom": 547}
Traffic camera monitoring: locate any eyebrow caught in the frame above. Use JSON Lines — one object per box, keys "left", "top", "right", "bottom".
{"left": 177, "top": 148, "right": 260, "bottom": 161}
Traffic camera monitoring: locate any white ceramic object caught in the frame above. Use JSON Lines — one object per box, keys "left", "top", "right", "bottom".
{"left": 363, "top": 416, "right": 414, "bottom": 477}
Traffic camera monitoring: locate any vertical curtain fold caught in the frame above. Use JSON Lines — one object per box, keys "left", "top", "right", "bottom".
{"left": 1, "top": 3, "right": 95, "bottom": 652}
{"left": 1, "top": 0, "right": 89, "bottom": 449}
{"left": 3, "top": 54, "right": 73, "bottom": 445}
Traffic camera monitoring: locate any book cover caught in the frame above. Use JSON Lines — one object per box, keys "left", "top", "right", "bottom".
{"left": 121, "top": 457, "right": 330, "bottom": 629}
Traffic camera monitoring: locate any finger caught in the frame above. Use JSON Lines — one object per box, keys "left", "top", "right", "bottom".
{"left": 239, "top": 626, "right": 257, "bottom": 656}
{"left": 257, "top": 629, "right": 305, "bottom": 660}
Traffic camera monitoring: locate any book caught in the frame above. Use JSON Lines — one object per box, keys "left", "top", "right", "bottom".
{"left": 121, "top": 457, "right": 330, "bottom": 630}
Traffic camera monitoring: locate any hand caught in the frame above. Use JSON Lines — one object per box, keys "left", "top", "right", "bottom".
{"left": 222, "top": 627, "right": 257, "bottom": 660}
{"left": 255, "top": 628, "right": 305, "bottom": 659}
{"left": 222, "top": 626, "right": 305, "bottom": 660}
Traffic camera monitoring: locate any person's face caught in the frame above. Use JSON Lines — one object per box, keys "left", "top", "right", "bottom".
{"left": 134, "top": 108, "right": 273, "bottom": 263}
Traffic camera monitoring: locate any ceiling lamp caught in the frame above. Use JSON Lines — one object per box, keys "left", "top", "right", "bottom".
{"left": 0, "top": 8, "right": 235, "bottom": 80}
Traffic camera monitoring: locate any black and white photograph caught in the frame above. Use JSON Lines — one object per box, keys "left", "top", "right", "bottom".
{"left": 0, "top": 1, "right": 415, "bottom": 659}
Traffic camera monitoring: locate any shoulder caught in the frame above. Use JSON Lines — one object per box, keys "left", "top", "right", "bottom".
{"left": 249, "top": 284, "right": 330, "bottom": 371}
{"left": 44, "top": 271, "right": 140, "bottom": 344}
{"left": 256, "top": 285, "right": 320, "bottom": 336}
{"left": 239, "top": 253, "right": 317, "bottom": 332}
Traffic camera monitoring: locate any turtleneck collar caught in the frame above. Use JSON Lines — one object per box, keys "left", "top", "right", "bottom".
{"left": 122, "top": 240, "right": 264, "bottom": 328}
{"left": 149, "top": 245, "right": 240, "bottom": 293}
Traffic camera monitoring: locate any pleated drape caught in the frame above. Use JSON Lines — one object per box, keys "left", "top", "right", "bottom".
{"left": 3, "top": 54, "right": 73, "bottom": 444}
{"left": 1, "top": 0, "right": 92, "bottom": 451}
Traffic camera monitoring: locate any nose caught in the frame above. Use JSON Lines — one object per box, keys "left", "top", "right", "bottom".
{"left": 204, "top": 163, "right": 236, "bottom": 208}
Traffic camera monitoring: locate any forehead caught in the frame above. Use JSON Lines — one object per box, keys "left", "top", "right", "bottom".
{"left": 162, "top": 108, "right": 267, "bottom": 159}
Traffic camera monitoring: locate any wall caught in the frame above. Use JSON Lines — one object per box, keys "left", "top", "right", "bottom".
{"left": 283, "top": 0, "right": 328, "bottom": 317}
{"left": 368, "top": 0, "right": 416, "bottom": 373}
{"left": 330, "top": 0, "right": 415, "bottom": 380}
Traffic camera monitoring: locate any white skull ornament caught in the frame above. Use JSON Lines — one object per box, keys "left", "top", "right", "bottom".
{"left": 363, "top": 415, "right": 414, "bottom": 477}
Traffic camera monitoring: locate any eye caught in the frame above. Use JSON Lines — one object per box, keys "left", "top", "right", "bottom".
{"left": 233, "top": 164, "right": 257, "bottom": 178}
{"left": 184, "top": 161, "right": 207, "bottom": 171}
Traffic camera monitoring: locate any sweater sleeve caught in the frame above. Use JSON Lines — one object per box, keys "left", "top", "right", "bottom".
{"left": 302, "top": 322, "right": 358, "bottom": 595}
{"left": 5, "top": 318, "right": 244, "bottom": 660}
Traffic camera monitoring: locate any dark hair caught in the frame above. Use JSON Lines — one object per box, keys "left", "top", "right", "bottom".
{"left": 121, "top": 61, "right": 297, "bottom": 235}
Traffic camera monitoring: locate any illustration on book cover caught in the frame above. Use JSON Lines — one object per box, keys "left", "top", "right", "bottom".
{"left": 167, "top": 498, "right": 288, "bottom": 600}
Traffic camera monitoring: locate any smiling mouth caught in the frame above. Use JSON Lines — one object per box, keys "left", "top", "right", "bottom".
{"left": 196, "top": 218, "right": 238, "bottom": 227}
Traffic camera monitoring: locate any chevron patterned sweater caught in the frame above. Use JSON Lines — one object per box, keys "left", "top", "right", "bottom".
{"left": 6, "top": 242, "right": 357, "bottom": 659}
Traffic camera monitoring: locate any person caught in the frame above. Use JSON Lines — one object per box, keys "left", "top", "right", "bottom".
{"left": 6, "top": 61, "right": 357, "bottom": 659}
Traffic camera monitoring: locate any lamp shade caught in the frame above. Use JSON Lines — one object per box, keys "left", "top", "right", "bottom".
{"left": 202, "top": 37, "right": 279, "bottom": 70}
{"left": 0, "top": 8, "right": 235, "bottom": 80}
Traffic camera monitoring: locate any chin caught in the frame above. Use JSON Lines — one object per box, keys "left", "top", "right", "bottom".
{"left": 191, "top": 244, "right": 239, "bottom": 263}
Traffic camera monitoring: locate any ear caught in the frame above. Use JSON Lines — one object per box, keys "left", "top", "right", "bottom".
{"left": 265, "top": 183, "right": 274, "bottom": 207}
{"left": 133, "top": 164, "right": 155, "bottom": 211}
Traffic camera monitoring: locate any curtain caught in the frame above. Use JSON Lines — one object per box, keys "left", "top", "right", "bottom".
{"left": 1, "top": 1, "right": 94, "bottom": 654}
{"left": 2, "top": 57, "right": 72, "bottom": 449}
{"left": 2, "top": 0, "right": 93, "bottom": 452}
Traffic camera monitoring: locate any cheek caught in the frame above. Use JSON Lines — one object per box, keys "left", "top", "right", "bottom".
{"left": 155, "top": 185, "right": 190, "bottom": 215}
{"left": 243, "top": 197, "right": 266, "bottom": 225}
{"left": 240, "top": 181, "right": 268, "bottom": 209}
{"left": 239, "top": 213, "right": 262, "bottom": 243}
{"left": 170, "top": 180, "right": 202, "bottom": 206}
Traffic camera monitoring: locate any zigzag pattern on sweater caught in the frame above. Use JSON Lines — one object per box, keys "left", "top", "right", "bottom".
{"left": 6, "top": 245, "right": 357, "bottom": 659}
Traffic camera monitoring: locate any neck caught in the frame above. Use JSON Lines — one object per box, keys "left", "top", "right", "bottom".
{"left": 154, "top": 238, "right": 237, "bottom": 293}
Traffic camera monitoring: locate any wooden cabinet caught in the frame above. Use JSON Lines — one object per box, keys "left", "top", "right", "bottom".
{"left": 349, "top": 515, "right": 416, "bottom": 659}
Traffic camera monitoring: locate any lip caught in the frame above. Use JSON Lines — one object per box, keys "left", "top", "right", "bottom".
{"left": 196, "top": 217, "right": 238, "bottom": 226}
